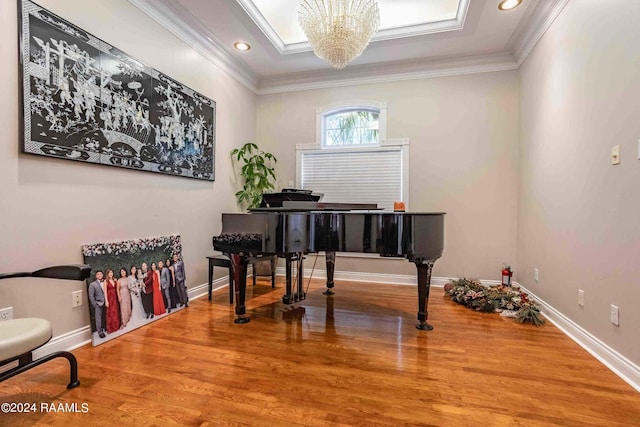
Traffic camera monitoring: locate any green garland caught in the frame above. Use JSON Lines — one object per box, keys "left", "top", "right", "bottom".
{"left": 443, "top": 278, "right": 545, "bottom": 326}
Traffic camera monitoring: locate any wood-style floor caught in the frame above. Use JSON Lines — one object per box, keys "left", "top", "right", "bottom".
{"left": 1, "top": 277, "right": 639, "bottom": 426}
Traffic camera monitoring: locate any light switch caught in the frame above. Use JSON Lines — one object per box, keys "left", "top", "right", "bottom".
{"left": 611, "top": 145, "right": 620, "bottom": 165}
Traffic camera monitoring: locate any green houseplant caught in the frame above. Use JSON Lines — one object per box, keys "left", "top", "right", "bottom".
{"left": 231, "top": 142, "right": 278, "bottom": 209}
{"left": 230, "top": 143, "right": 278, "bottom": 277}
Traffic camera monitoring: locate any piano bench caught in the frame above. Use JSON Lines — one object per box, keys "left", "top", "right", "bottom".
{"left": 207, "top": 255, "right": 277, "bottom": 304}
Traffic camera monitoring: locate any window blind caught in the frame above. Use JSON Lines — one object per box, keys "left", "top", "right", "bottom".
{"left": 300, "top": 147, "right": 402, "bottom": 211}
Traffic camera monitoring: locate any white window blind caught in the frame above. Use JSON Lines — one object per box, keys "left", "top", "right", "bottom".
{"left": 300, "top": 147, "right": 403, "bottom": 211}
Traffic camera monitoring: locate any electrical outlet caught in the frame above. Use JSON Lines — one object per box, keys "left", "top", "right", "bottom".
{"left": 578, "top": 289, "right": 584, "bottom": 307}
{"left": 72, "top": 290, "right": 83, "bottom": 308}
{"left": 534, "top": 268, "right": 539, "bottom": 282}
{"left": 610, "top": 305, "right": 619, "bottom": 326}
{"left": 0, "top": 307, "right": 13, "bottom": 321}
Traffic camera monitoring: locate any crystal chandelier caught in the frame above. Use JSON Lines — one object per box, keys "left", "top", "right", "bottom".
{"left": 298, "top": 0, "right": 380, "bottom": 70}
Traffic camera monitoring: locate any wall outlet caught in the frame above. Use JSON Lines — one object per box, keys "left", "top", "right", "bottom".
{"left": 72, "top": 290, "right": 83, "bottom": 308}
{"left": 534, "top": 268, "right": 539, "bottom": 282}
{"left": 578, "top": 289, "right": 584, "bottom": 307}
{"left": 610, "top": 305, "right": 619, "bottom": 326}
{"left": 0, "top": 307, "right": 13, "bottom": 321}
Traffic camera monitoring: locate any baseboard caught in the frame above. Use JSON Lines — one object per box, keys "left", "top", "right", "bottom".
{"left": 275, "top": 266, "right": 456, "bottom": 287}
{"left": 189, "top": 275, "right": 229, "bottom": 300}
{"left": 33, "top": 325, "right": 92, "bottom": 359}
{"left": 39, "top": 270, "right": 638, "bottom": 393}
{"left": 517, "top": 283, "right": 640, "bottom": 393}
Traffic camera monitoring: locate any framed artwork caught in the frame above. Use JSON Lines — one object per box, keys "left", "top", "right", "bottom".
{"left": 82, "top": 235, "right": 188, "bottom": 346}
{"left": 18, "top": 0, "right": 216, "bottom": 181}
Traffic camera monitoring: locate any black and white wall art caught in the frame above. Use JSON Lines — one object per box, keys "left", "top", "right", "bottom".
{"left": 19, "top": 0, "right": 216, "bottom": 181}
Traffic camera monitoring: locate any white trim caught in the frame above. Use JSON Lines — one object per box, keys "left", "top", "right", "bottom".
{"left": 257, "top": 54, "right": 517, "bottom": 94}
{"left": 188, "top": 276, "right": 231, "bottom": 300}
{"left": 34, "top": 270, "right": 639, "bottom": 393}
{"left": 269, "top": 265, "right": 640, "bottom": 392}
{"left": 506, "top": 0, "right": 570, "bottom": 66}
{"left": 31, "top": 275, "right": 232, "bottom": 358}
{"left": 236, "top": 0, "right": 470, "bottom": 55}
{"left": 32, "top": 326, "right": 92, "bottom": 359}
{"left": 126, "top": 0, "right": 562, "bottom": 95}
{"left": 518, "top": 283, "right": 640, "bottom": 393}
{"left": 127, "top": 0, "right": 259, "bottom": 92}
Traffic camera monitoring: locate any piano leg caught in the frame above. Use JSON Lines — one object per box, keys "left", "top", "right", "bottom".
{"left": 282, "top": 254, "right": 293, "bottom": 304}
{"left": 415, "top": 261, "right": 435, "bottom": 331}
{"left": 323, "top": 251, "right": 336, "bottom": 295}
{"left": 231, "top": 254, "right": 250, "bottom": 324}
{"left": 295, "top": 253, "right": 305, "bottom": 302}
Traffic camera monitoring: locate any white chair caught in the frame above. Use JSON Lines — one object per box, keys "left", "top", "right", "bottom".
{"left": 0, "top": 264, "right": 91, "bottom": 389}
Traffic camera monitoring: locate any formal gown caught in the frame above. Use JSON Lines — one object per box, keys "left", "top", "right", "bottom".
{"left": 128, "top": 275, "right": 145, "bottom": 323}
{"left": 152, "top": 270, "right": 166, "bottom": 316}
{"left": 105, "top": 279, "right": 121, "bottom": 333}
{"left": 118, "top": 277, "right": 132, "bottom": 327}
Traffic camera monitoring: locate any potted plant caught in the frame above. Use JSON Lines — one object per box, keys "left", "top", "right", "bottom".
{"left": 231, "top": 142, "right": 278, "bottom": 209}
{"left": 231, "top": 142, "right": 278, "bottom": 277}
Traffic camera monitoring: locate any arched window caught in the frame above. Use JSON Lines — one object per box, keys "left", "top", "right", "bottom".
{"left": 323, "top": 107, "right": 380, "bottom": 147}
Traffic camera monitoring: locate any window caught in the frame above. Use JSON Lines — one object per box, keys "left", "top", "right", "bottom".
{"left": 297, "top": 102, "right": 409, "bottom": 211}
{"left": 323, "top": 108, "right": 379, "bottom": 147}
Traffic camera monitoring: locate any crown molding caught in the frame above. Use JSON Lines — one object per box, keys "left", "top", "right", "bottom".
{"left": 128, "top": 0, "right": 259, "bottom": 92}
{"left": 257, "top": 52, "right": 517, "bottom": 94}
{"left": 506, "top": 0, "right": 571, "bottom": 66}
{"left": 237, "top": 0, "right": 471, "bottom": 55}
{"left": 128, "top": 0, "right": 567, "bottom": 96}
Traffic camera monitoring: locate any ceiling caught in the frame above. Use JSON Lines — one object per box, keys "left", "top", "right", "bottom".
{"left": 128, "top": 0, "right": 568, "bottom": 94}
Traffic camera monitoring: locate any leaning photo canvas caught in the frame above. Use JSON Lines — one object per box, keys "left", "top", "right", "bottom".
{"left": 19, "top": 0, "right": 216, "bottom": 180}
{"left": 82, "top": 235, "right": 188, "bottom": 346}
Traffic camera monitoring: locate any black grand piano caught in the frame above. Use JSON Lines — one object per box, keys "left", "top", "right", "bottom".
{"left": 213, "top": 193, "right": 445, "bottom": 330}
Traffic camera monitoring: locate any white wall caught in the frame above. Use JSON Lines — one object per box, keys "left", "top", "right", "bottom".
{"left": 0, "top": 0, "right": 255, "bottom": 336}
{"left": 518, "top": 0, "right": 640, "bottom": 365}
{"left": 257, "top": 71, "right": 519, "bottom": 281}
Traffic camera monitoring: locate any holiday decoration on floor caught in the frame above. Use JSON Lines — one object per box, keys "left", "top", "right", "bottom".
{"left": 443, "top": 278, "right": 545, "bottom": 326}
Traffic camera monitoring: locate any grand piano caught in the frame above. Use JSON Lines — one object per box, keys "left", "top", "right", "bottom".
{"left": 213, "top": 194, "right": 445, "bottom": 330}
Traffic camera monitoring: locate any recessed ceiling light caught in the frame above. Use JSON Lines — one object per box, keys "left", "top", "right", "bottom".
{"left": 234, "top": 42, "right": 251, "bottom": 51}
{"left": 498, "top": 0, "right": 522, "bottom": 11}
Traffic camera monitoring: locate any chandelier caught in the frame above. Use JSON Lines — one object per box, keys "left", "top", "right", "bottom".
{"left": 298, "top": 0, "right": 380, "bottom": 70}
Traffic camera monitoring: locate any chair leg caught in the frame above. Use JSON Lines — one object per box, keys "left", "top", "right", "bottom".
{"left": 0, "top": 350, "right": 80, "bottom": 389}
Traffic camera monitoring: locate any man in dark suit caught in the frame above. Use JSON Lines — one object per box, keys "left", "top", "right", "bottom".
{"left": 88, "top": 270, "right": 106, "bottom": 338}
{"left": 159, "top": 260, "right": 172, "bottom": 313}
{"left": 141, "top": 262, "right": 154, "bottom": 319}
{"left": 173, "top": 254, "right": 188, "bottom": 307}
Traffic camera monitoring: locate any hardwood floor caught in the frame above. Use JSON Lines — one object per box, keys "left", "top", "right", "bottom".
{"left": 1, "top": 278, "right": 639, "bottom": 426}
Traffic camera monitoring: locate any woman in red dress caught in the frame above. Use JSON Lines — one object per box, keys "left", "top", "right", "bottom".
{"left": 151, "top": 262, "right": 166, "bottom": 316}
{"left": 104, "top": 269, "right": 121, "bottom": 333}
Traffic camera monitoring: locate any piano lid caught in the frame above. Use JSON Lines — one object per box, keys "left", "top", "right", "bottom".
{"left": 260, "top": 189, "right": 322, "bottom": 208}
